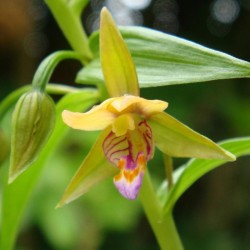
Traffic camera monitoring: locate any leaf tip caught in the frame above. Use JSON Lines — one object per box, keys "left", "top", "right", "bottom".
{"left": 224, "top": 150, "right": 236, "bottom": 162}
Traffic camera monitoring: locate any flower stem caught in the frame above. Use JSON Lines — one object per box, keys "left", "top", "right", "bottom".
{"left": 140, "top": 170, "right": 184, "bottom": 250}
{"left": 45, "top": 0, "right": 93, "bottom": 64}
{"left": 163, "top": 154, "right": 174, "bottom": 190}
{"left": 32, "top": 51, "right": 82, "bottom": 91}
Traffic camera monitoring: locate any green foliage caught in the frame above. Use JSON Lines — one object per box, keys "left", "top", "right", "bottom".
{"left": 161, "top": 137, "right": 250, "bottom": 214}
{"left": 77, "top": 26, "right": 250, "bottom": 87}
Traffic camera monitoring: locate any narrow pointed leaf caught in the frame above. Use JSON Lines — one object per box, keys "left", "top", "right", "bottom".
{"left": 57, "top": 127, "right": 118, "bottom": 207}
{"left": 149, "top": 112, "right": 235, "bottom": 161}
{"left": 163, "top": 137, "right": 250, "bottom": 214}
{"left": 100, "top": 8, "right": 139, "bottom": 97}
{"left": 77, "top": 26, "right": 250, "bottom": 87}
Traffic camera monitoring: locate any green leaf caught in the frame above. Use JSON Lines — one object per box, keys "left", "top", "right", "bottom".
{"left": 77, "top": 26, "right": 250, "bottom": 87}
{"left": 57, "top": 127, "right": 118, "bottom": 207}
{"left": 100, "top": 8, "right": 139, "bottom": 97}
{"left": 0, "top": 89, "right": 98, "bottom": 250}
{"left": 162, "top": 137, "right": 250, "bottom": 214}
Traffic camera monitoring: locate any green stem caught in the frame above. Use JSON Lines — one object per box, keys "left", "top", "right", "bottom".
{"left": 45, "top": 0, "right": 93, "bottom": 63}
{"left": 140, "top": 171, "right": 183, "bottom": 250}
{"left": 32, "top": 51, "right": 82, "bottom": 91}
{"left": 163, "top": 154, "right": 174, "bottom": 190}
{"left": 69, "top": 0, "right": 89, "bottom": 17}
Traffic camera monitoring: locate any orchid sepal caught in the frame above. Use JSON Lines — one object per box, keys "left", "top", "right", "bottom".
{"left": 57, "top": 128, "right": 118, "bottom": 208}
{"left": 149, "top": 112, "right": 236, "bottom": 161}
{"left": 100, "top": 7, "right": 139, "bottom": 97}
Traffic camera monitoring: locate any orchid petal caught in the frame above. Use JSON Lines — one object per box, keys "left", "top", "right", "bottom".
{"left": 57, "top": 128, "right": 118, "bottom": 207}
{"left": 100, "top": 8, "right": 139, "bottom": 97}
{"left": 62, "top": 108, "right": 115, "bottom": 131}
{"left": 136, "top": 98, "right": 168, "bottom": 116}
{"left": 149, "top": 112, "right": 236, "bottom": 161}
{"left": 110, "top": 95, "right": 168, "bottom": 115}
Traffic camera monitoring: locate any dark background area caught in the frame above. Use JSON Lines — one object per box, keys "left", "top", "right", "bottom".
{"left": 0, "top": 0, "right": 249, "bottom": 249}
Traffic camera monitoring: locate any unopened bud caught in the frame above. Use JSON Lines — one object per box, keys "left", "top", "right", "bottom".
{"left": 9, "top": 90, "right": 55, "bottom": 182}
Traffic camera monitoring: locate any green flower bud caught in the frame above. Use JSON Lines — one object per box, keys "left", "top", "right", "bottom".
{"left": 9, "top": 90, "right": 55, "bottom": 182}
{"left": 0, "top": 128, "right": 9, "bottom": 165}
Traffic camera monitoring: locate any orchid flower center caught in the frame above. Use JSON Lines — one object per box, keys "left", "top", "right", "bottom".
{"left": 103, "top": 118, "right": 154, "bottom": 199}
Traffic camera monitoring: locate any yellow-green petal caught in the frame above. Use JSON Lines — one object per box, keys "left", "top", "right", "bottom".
{"left": 149, "top": 112, "right": 236, "bottom": 161}
{"left": 62, "top": 108, "right": 115, "bottom": 131}
{"left": 100, "top": 7, "right": 139, "bottom": 97}
{"left": 57, "top": 128, "right": 118, "bottom": 207}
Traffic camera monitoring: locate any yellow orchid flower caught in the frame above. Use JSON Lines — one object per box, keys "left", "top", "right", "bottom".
{"left": 59, "top": 8, "right": 235, "bottom": 205}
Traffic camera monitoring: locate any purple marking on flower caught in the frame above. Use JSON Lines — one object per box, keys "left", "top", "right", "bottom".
{"left": 113, "top": 153, "right": 146, "bottom": 199}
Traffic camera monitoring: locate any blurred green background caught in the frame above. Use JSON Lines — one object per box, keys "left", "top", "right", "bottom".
{"left": 0, "top": 0, "right": 250, "bottom": 249}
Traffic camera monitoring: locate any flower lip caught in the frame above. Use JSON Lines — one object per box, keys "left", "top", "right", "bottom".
{"left": 113, "top": 153, "right": 147, "bottom": 200}
{"left": 102, "top": 119, "right": 154, "bottom": 199}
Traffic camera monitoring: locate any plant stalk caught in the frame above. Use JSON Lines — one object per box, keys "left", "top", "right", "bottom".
{"left": 163, "top": 154, "right": 174, "bottom": 190}
{"left": 45, "top": 0, "right": 93, "bottom": 63}
{"left": 140, "top": 170, "right": 184, "bottom": 250}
